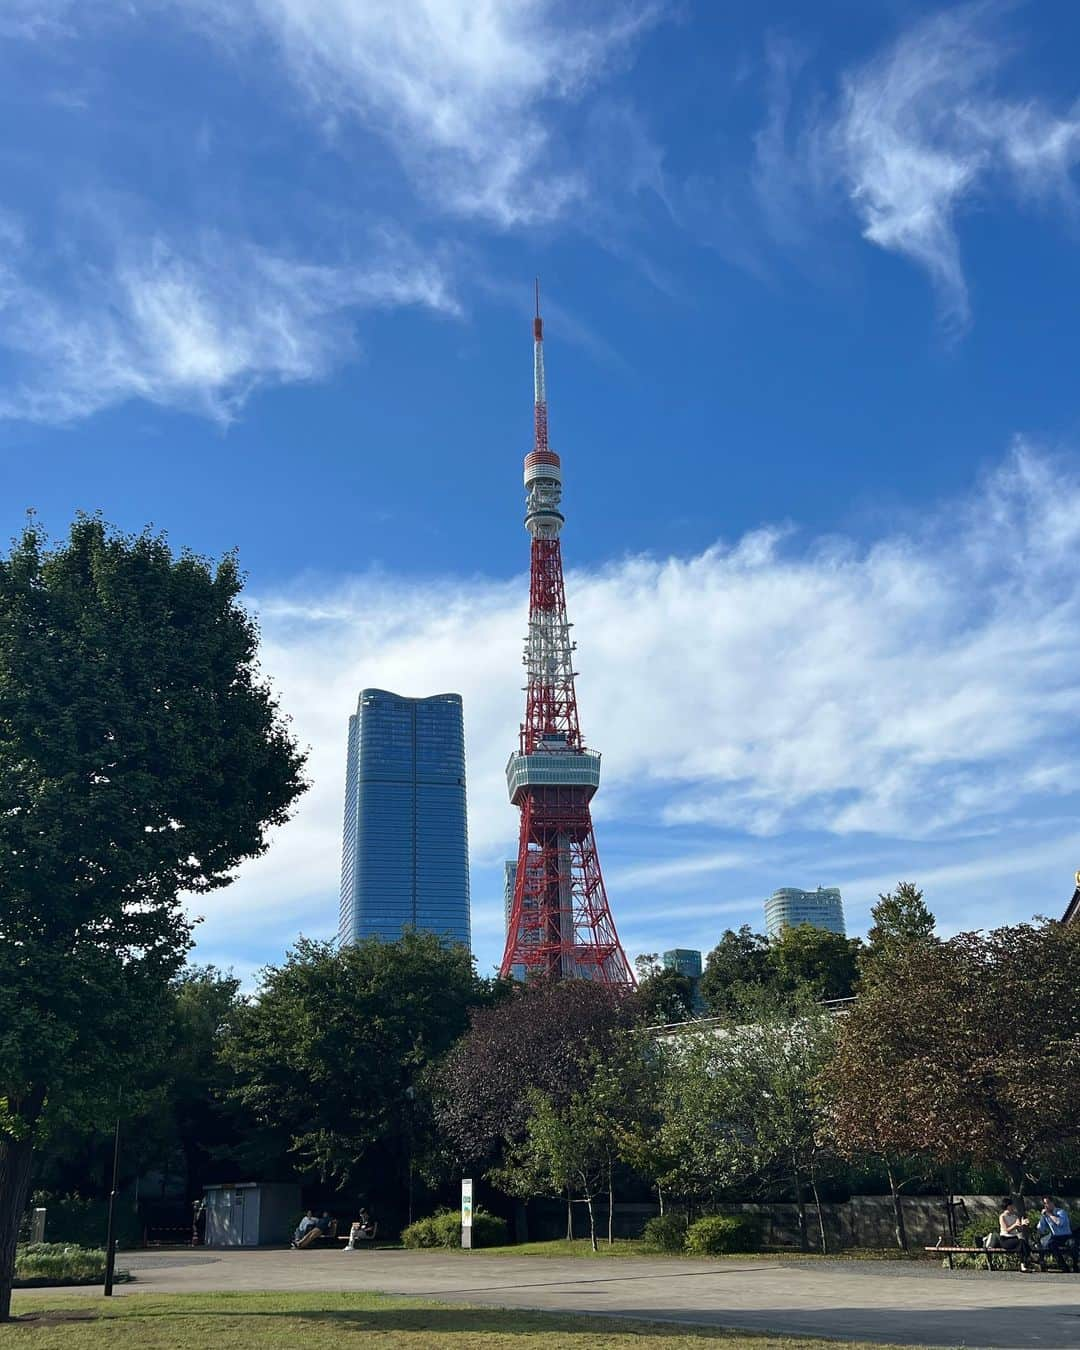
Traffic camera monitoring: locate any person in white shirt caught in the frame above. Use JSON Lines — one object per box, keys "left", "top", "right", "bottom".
{"left": 998, "top": 1199, "right": 1031, "bottom": 1270}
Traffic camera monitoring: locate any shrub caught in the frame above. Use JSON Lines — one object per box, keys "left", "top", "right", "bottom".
{"left": 401, "top": 1207, "right": 507, "bottom": 1250}
{"left": 641, "top": 1214, "right": 688, "bottom": 1253}
{"left": 685, "top": 1214, "right": 759, "bottom": 1256}
{"left": 24, "top": 1191, "right": 141, "bottom": 1249}
{"left": 14, "top": 1243, "right": 131, "bottom": 1287}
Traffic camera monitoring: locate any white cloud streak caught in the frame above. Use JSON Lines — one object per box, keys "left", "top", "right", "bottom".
{"left": 203, "top": 444, "right": 1080, "bottom": 969}
{"left": 832, "top": 3, "right": 1080, "bottom": 329}
{"left": 0, "top": 219, "right": 457, "bottom": 423}
{"left": 183, "top": 0, "right": 662, "bottom": 227}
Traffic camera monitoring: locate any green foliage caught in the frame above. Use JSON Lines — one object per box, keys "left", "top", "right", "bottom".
{"left": 699, "top": 923, "right": 860, "bottom": 1014}
{"left": 14, "top": 1243, "right": 130, "bottom": 1286}
{"left": 226, "top": 932, "right": 489, "bottom": 1199}
{"left": 684, "top": 1214, "right": 759, "bottom": 1255}
{"left": 826, "top": 920, "right": 1080, "bottom": 1186}
{"left": 431, "top": 978, "right": 632, "bottom": 1174}
{"left": 640, "top": 1213, "right": 688, "bottom": 1253}
{"left": 864, "top": 883, "right": 937, "bottom": 974}
{"left": 400, "top": 1208, "right": 506, "bottom": 1249}
{"left": 699, "top": 927, "right": 771, "bottom": 1015}
{"left": 25, "top": 1192, "right": 141, "bottom": 1251}
{"left": 768, "top": 925, "right": 862, "bottom": 1002}
{"left": 0, "top": 515, "right": 307, "bottom": 1319}
{"left": 633, "top": 968, "right": 696, "bottom": 1025}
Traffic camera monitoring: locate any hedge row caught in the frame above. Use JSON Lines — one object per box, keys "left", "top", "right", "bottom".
{"left": 641, "top": 1213, "right": 759, "bottom": 1255}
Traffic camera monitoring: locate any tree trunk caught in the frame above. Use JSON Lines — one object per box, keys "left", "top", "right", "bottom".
{"left": 585, "top": 1194, "right": 597, "bottom": 1252}
{"left": 942, "top": 1176, "right": 956, "bottom": 1243}
{"left": 809, "top": 1167, "right": 829, "bottom": 1256}
{"left": 1, "top": 1092, "right": 45, "bottom": 1323}
{"left": 885, "top": 1159, "right": 908, "bottom": 1251}
{"left": 565, "top": 1189, "right": 573, "bottom": 1241}
{"left": 792, "top": 1160, "right": 808, "bottom": 1253}
{"left": 656, "top": 1183, "right": 664, "bottom": 1217}
{"left": 607, "top": 1160, "right": 614, "bottom": 1246}
{"left": 1004, "top": 1160, "right": 1026, "bottom": 1206}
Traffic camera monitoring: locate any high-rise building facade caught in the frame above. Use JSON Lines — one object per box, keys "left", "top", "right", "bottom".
{"left": 764, "top": 886, "right": 845, "bottom": 939}
{"left": 663, "top": 948, "right": 702, "bottom": 979}
{"left": 338, "top": 689, "right": 470, "bottom": 948}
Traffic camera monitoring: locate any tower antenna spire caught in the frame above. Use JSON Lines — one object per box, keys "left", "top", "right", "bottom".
{"left": 500, "top": 290, "right": 634, "bottom": 989}
{"left": 532, "top": 277, "right": 547, "bottom": 453}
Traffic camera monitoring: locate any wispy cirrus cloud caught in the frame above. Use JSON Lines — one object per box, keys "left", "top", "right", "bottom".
{"left": 832, "top": 3, "right": 1080, "bottom": 329}
{"left": 183, "top": 0, "right": 665, "bottom": 227}
{"left": 737, "top": 5, "right": 1080, "bottom": 330}
{"left": 0, "top": 216, "right": 458, "bottom": 424}
{"left": 200, "top": 444, "right": 1080, "bottom": 971}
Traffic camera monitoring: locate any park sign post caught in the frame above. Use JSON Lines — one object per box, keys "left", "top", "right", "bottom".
{"left": 461, "top": 1178, "right": 473, "bottom": 1250}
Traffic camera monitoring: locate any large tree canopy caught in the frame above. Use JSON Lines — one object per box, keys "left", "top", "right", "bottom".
{"left": 826, "top": 920, "right": 1080, "bottom": 1194}
{"left": 431, "top": 978, "right": 633, "bottom": 1173}
{"left": 226, "top": 933, "right": 489, "bottom": 1217}
{"left": 0, "top": 517, "right": 306, "bottom": 1319}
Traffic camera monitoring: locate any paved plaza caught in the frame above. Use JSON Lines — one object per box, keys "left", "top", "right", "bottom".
{"left": 61, "top": 1247, "right": 1080, "bottom": 1348}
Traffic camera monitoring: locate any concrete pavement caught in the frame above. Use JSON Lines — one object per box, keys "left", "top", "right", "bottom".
{"left": 33, "top": 1247, "right": 1080, "bottom": 1347}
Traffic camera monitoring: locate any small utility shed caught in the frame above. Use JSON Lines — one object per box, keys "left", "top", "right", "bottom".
{"left": 203, "top": 1183, "right": 301, "bottom": 1247}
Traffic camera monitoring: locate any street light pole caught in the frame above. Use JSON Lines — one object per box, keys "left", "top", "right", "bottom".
{"left": 103, "top": 1114, "right": 121, "bottom": 1296}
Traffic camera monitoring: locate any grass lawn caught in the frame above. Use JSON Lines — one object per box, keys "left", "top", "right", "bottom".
{"left": 2, "top": 1291, "right": 919, "bottom": 1349}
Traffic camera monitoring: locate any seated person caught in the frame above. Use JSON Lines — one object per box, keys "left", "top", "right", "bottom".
{"left": 343, "top": 1209, "right": 376, "bottom": 1250}
{"left": 291, "top": 1210, "right": 320, "bottom": 1248}
{"left": 1037, "top": 1196, "right": 1074, "bottom": 1269}
{"left": 316, "top": 1211, "right": 338, "bottom": 1240}
{"left": 998, "top": 1198, "right": 1031, "bottom": 1270}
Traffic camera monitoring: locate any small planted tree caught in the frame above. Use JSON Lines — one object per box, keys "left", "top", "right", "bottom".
{"left": 0, "top": 518, "right": 306, "bottom": 1319}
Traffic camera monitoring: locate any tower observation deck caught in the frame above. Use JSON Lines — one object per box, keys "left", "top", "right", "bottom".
{"left": 498, "top": 288, "right": 634, "bottom": 988}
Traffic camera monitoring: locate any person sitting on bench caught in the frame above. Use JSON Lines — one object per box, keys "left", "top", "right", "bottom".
{"left": 1037, "top": 1196, "right": 1073, "bottom": 1269}
{"left": 998, "top": 1198, "right": 1031, "bottom": 1271}
{"left": 291, "top": 1210, "right": 320, "bottom": 1248}
{"left": 343, "top": 1209, "right": 376, "bottom": 1250}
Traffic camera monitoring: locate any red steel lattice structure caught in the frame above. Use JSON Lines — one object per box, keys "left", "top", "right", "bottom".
{"left": 499, "top": 290, "right": 634, "bottom": 988}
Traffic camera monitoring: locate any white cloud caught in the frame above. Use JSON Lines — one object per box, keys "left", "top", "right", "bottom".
{"left": 0, "top": 219, "right": 457, "bottom": 423}
{"left": 832, "top": 4, "right": 1080, "bottom": 329}
{"left": 204, "top": 444, "right": 1080, "bottom": 970}
{"left": 184, "top": 0, "right": 663, "bottom": 227}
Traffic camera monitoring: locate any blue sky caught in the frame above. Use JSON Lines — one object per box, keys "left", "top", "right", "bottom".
{"left": 4, "top": 0, "right": 1080, "bottom": 981}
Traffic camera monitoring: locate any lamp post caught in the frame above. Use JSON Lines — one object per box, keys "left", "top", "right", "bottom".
{"left": 103, "top": 1113, "right": 122, "bottom": 1296}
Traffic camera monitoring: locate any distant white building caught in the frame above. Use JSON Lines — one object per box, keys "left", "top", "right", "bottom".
{"left": 764, "top": 886, "right": 845, "bottom": 939}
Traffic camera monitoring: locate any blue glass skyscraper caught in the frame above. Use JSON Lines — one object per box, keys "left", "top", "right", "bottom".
{"left": 338, "top": 689, "right": 471, "bottom": 948}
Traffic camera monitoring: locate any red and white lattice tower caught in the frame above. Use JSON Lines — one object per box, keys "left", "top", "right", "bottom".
{"left": 499, "top": 288, "right": 635, "bottom": 988}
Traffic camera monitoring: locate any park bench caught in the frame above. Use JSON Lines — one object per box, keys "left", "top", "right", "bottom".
{"left": 926, "top": 1238, "right": 1079, "bottom": 1273}
{"left": 925, "top": 1245, "right": 1004, "bottom": 1271}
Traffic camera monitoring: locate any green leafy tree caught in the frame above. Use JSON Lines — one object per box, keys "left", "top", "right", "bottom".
{"left": 721, "top": 988, "right": 839, "bottom": 1252}
{"left": 651, "top": 1031, "right": 759, "bottom": 1214}
{"left": 633, "top": 966, "right": 696, "bottom": 1025}
{"left": 633, "top": 953, "right": 662, "bottom": 980}
{"left": 227, "top": 933, "right": 487, "bottom": 1220}
{"left": 699, "top": 926, "right": 771, "bottom": 1014}
{"left": 826, "top": 920, "right": 1080, "bottom": 1213}
{"left": 431, "top": 978, "right": 632, "bottom": 1174}
{"left": 0, "top": 517, "right": 305, "bottom": 1319}
{"left": 768, "top": 925, "right": 862, "bottom": 1002}
{"left": 864, "top": 882, "right": 936, "bottom": 967}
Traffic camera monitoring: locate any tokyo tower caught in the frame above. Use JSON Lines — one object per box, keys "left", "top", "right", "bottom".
{"left": 499, "top": 288, "right": 635, "bottom": 988}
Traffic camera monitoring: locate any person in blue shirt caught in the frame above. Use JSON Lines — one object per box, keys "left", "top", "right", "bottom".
{"left": 1037, "top": 1196, "right": 1074, "bottom": 1271}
